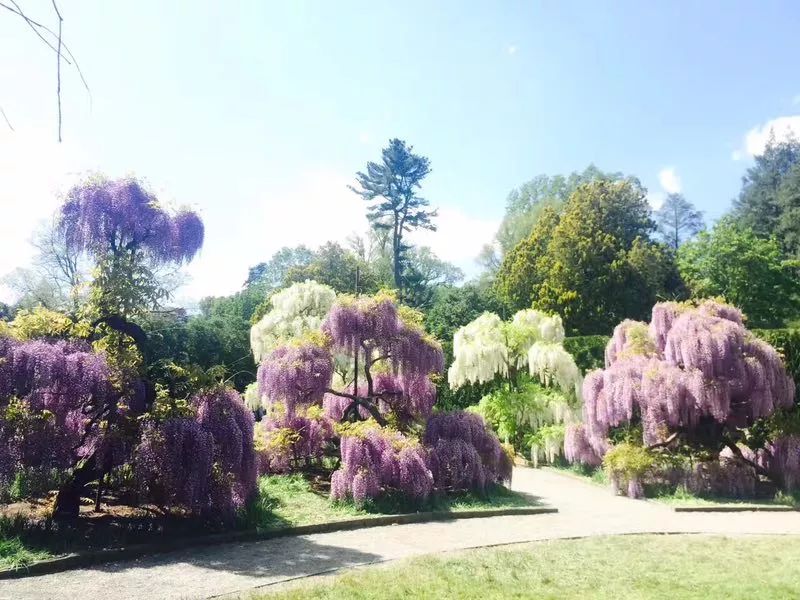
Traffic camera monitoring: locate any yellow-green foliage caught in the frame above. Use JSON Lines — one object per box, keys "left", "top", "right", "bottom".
{"left": 603, "top": 443, "right": 654, "bottom": 479}
{"left": 7, "top": 307, "right": 90, "bottom": 340}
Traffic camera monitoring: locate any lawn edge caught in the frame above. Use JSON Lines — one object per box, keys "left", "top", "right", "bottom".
{"left": 670, "top": 505, "right": 798, "bottom": 513}
{"left": 0, "top": 505, "right": 557, "bottom": 580}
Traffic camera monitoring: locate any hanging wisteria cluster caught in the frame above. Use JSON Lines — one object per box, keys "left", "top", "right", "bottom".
{"left": 423, "top": 412, "right": 512, "bottom": 492}
{"left": 330, "top": 423, "right": 433, "bottom": 506}
{"left": 250, "top": 280, "right": 337, "bottom": 363}
{"left": 258, "top": 407, "right": 334, "bottom": 474}
{"left": 566, "top": 299, "right": 797, "bottom": 497}
{"left": 135, "top": 387, "right": 257, "bottom": 517}
{"left": 759, "top": 435, "right": 800, "bottom": 492}
{"left": 317, "top": 293, "right": 443, "bottom": 423}
{"left": 59, "top": 177, "right": 204, "bottom": 264}
{"left": 581, "top": 300, "right": 795, "bottom": 451}
{"left": 0, "top": 336, "right": 115, "bottom": 490}
{"left": 450, "top": 309, "right": 582, "bottom": 464}
{"left": 563, "top": 423, "right": 606, "bottom": 467}
{"left": 449, "top": 309, "right": 577, "bottom": 391}
{"left": 256, "top": 342, "right": 334, "bottom": 417}
{"left": 135, "top": 418, "right": 214, "bottom": 513}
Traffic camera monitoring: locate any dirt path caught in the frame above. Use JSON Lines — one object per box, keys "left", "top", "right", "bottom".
{"left": 4, "top": 467, "right": 800, "bottom": 600}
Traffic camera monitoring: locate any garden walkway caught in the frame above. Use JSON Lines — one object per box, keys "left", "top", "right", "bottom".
{"left": 4, "top": 467, "right": 800, "bottom": 600}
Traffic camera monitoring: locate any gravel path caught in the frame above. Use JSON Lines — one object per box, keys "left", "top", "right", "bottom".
{"left": 4, "top": 467, "right": 800, "bottom": 600}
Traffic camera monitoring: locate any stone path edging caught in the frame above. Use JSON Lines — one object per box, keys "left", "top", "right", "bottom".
{"left": 0, "top": 505, "right": 556, "bottom": 580}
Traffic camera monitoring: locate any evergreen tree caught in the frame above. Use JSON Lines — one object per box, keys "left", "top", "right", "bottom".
{"left": 350, "top": 139, "right": 437, "bottom": 294}
{"left": 654, "top": 193, "right": 705, "bottom": 249}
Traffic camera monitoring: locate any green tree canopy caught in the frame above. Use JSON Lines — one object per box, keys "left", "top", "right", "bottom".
{"left": 776, "top": 162, "right": 800, "bottom": 258}
{"left": 495, "top": 180, "right": 683, "bottom": 334}
{"left": 480, "top": 165, "right": 636, "bottom": 275}
{"left": 732, "top": 132, "right": 800, "bottom": 242}
{"left": 677, "top": 218, "right": 800, "bottom": 327}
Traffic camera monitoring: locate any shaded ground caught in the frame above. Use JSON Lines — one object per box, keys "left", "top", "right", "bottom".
{"left": 4, "top": 467, "right": 800, "bottom": 600}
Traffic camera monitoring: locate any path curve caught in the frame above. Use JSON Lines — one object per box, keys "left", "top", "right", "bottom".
{"left": 4, "top": 467, "right": 800, "bottom": 600}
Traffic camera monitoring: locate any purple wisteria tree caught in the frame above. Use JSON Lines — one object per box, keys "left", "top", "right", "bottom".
{"left": 50, "top": 176, "right": 204, "bottom": 517}
{"left": 0, "top": 337, "right": 116, "bottom": 505}
{"left": 565, "top": 299, "right": 796, "bottom": 495}
{"left": 135, "top": 387, "right": 257, "bottom": 519}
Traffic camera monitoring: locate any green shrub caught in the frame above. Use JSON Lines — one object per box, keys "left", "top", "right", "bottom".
{"left": 603, "top": 443, "right": 654, "bottom": 497}
{"left": 563, "top": 335, "right": 608, "bottom": 373}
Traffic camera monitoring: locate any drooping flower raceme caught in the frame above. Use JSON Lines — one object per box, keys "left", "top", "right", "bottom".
{"left": 320, "top": 293, "right": 444, "bottom": 424}
{"left": 0, "top": 336, "right": 115, "bottom": 489}
{"left": 423, "top": 411, "right": 512, "bottom": 493}
{"left": 450, "top": 309, "right": 582, "bottom": 464}
{"left": 135, "top": 418, "right": 214, "bottom": 513}
{"left": 192, "top": 387, "right": 258, "bottom": 517}
{"left": 448, "top": 312, "right": 509, "bottom": 387}
{"left": 449, "top": 309, "right": 580, "bottom": 397}
{"left": 575, "top": 300, "right": 795, "bottom": 477}
{"left": 59, "top": 177, "right": 204, "bottom": 264}
{"left": 330, "top": 422, "right": 433, "bottom": 506}
{"left": 257, "top": 342, "right": 334, "bottom": 418}
{"left": 250, "top": 280, "right": 337, "bottom": 363}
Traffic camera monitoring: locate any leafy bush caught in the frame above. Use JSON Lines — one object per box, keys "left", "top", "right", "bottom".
{"left": 563, "top": 335, "right": 609, "bottom": 373}
{"left": 602, "top": 443, "right": 654, "bottom": 498}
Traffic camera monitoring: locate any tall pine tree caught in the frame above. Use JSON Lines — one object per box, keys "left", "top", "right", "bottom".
{"left": 350, "top": 139, "right": 437, "bottom": 294}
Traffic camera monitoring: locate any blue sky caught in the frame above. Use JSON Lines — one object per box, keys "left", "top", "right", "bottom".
{"left": 1, "top": 1, "right": 798, "bottom": 304}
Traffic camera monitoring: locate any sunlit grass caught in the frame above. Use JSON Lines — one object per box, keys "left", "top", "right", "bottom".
{"left": 243, "top": 474, "right": 539, "bottom": 530}
{"left": 256, "top": 535, "right": 800, "bottom": 599}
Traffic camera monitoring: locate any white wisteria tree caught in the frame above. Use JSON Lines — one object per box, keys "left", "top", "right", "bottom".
{"left": 449, "top": 309, "right": 582, "bottom": 465}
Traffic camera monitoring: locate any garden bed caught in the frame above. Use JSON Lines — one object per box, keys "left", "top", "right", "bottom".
{"left": 543, "top": 465, "right": 799, "bottom": 512}
{"left": 0, "top": 473, "right": 550, "bottom": 576}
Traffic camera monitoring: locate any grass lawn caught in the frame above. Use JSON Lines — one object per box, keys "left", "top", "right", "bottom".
{"left": 256, "top": 535, "right": 800, "bottom": 599}
{"left": 653, "top": 488, "right": 798, "bottom": 509}
{"left": 244, "top": 474, "right": 539, "bottom": 530}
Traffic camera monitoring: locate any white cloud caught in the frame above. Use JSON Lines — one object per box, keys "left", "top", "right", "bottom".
{"left": 658, "top": 167, "right": 681, "bottom": 194}
{"left": 506, "top": 44, "right": 518, "bottom": 56}
{"left": 735, "top": 115, "right": 800, "bottom": 158}
{"left": 647, "top": 191, "right": 665, "bottom": 211}
{"left": 411, "top": 207, "right": 499, "bottom": 266}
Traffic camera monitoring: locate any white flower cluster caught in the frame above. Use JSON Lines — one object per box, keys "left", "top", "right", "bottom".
{"left": 448, "top": 308, "right": 581, "bottom": 397}
{"left": 250, "top": 280, "right": 336, "bottom": 363}
{"left": 447, "top": 312, "right": 509, "bottom": 388}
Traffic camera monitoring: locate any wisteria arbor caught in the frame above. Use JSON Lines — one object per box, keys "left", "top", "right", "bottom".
{"left": 567, "top": 299, "right": 796, "bottom": 494}
{"left": 448, "top": 309, "right": 582, "bottom": 461}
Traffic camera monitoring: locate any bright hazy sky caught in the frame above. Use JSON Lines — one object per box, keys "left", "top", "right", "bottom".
{"left": 1, "top": 1, "right": 799, "bottom": 305}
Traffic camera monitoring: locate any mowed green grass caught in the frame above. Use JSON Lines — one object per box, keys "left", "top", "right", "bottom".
{"left": 244, "top": 474, "right": 539, "bottom": 530}
{"left": 256, "top": 535, "right": 800, "bottom": 600}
